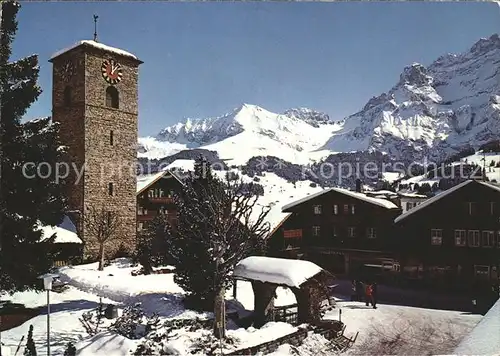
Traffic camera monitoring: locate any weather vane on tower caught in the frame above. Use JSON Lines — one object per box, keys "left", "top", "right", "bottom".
{"left": 93, "top": 14, "right": 99, "bottom": 42}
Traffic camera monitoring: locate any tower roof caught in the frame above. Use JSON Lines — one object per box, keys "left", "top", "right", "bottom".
{"left": 49, "top": 40, "right": 143, "bottom": 64}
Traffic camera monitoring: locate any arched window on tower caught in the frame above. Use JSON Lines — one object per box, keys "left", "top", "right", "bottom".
{"left": 106, "top": 86, "right": 119, "bottom": 109}
{"left": 63, "top": 86, "right": 72, "bottom": 106}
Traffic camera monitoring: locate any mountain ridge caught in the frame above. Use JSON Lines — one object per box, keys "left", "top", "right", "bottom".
{"left": 139, "top": 33, "right": 500, "bottom": 166}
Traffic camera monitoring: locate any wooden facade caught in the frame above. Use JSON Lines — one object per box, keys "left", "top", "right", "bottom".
{"left": 394, "top": 179, "right": 500, "bottom": 291}
{"left": 136, "top": 170, "right": 184, "bottom": 232}
{"left": 268, "top": 186, "right": 402, "bottom": 278}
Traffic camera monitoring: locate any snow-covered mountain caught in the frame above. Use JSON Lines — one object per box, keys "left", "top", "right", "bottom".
{"left": 322, "top": 33, "right": 500, "bottom": 162}
{"left": 140, "top": 33, "right": 500, "bottom": 165}
{"left": 139, "top": 104, "right": 341, "bottom": 165}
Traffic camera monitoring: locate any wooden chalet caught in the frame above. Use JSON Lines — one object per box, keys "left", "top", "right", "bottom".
{"left": 136, "top": 169, "right": 185, "bottom": 232}
{"left": 394, "top": 179, "right": 500, "bottom": 291}
{"left": 268, "top": 180, "right": 402, "bottom": 278}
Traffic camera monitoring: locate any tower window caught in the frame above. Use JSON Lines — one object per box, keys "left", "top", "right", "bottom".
{"left": 108, "top": 182, "right": 114, "bottom": 196}
{"left": 110, "top": 130, "right": 114, "bottom": 146}
{"left": 63, "top": 86, "right": 72, "bottom": 106}
{"left": 106, "top": 86, "right": 119, "bottom": 109}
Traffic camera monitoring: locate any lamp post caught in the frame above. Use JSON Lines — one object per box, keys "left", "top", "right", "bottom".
{"left": 38, "top": 273, "right": 58, "bottom": 356}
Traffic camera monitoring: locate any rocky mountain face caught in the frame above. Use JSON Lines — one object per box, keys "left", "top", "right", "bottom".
{"left": 283, "top": 107, "right": 334, "bottom": 127}
{"left": 322, "top": 33, "right": 500, "bottom": 163}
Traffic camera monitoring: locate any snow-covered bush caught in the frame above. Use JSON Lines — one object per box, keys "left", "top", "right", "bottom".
{"left": 134, "top": 318, "right": 215, "bottom": 355}
{"left": 79, "top": 300, "right": 105, "bottom": 336}
{"left": 109, "top": 303, "right": 160, "bottom": 339}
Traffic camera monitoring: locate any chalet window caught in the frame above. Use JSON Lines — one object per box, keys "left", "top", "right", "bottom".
{"left": 481, "top": 231, "right": 495, "bottom": 247}
{"left": 367, "top": 228, "right": 376, "bottom": 239}
{"left": 312, "top": 226, "right": 321, "bottom": 236}
{"left": 332, "top": 226, "right": 337, "bottom": 237}
{"left": 137, "top": 206, "right": 147, "bottom": 215}
{"left": 348, "top": 227, "right": 356, "bottom": 237}
{"left": 110, "top": 130, "right": 114, "bottom": 146}
{"left": 454, "top": 230, "right": 466, "bottom": 246}
{"left": 63, "top": 86, "right": 72, "bottom": 106}
{"left": 351, "top": 205, "right": 355, "bottom": 214}
{"left": 148, "top": 188, "right": 166, "bottom": 198}
{"left": 137, "top": 222, "right": 143, "bottom": 231}
{"left": 490, "top": 202, "right": 496, "bottom": 215}
{"left": 467, "top": 202, "right": 477, "bottom": 215}
{"left": 333, "top": 204, "right": 339, "bottom": 215}
{"left": 468, "top": 230, "right": 480, "bottom": 247}
{"left": 313, "top": 205, "right": 322, "bottom": 215}
{"left": 430, "top": 229, "right": 442, "bottom": 245}
{"left": 343, "top": 204, "right": 349, "bottom": 214}
{"left": 108, "top": 182, "right": 114, "bottom": 196}
{"left": 474, "top": 265, "right": 490, "bottom": 280}
{"left": 106, "top": 86, "right": 119, "bottom": 109}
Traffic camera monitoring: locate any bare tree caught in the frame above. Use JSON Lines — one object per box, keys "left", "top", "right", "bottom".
{"left": 165, "top": 156, "right": 271, "bottom": 339}
{"left": 84, "top": 206, "right": 121, "bottom": 271}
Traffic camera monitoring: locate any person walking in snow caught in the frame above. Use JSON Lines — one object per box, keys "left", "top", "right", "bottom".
{"left": 365, "top": 283, "right": 376, "bottom": 308}
{"left": 351, "top": 280, "right": 357, "bottom": 301}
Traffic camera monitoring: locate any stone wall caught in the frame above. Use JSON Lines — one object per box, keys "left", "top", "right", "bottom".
{"left": 225, "top": 327, "right": 308, "bottom": 356}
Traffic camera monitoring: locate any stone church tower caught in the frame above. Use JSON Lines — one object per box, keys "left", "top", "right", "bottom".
{"left": 50, "top": 41, "right": 143, "bottom": 259}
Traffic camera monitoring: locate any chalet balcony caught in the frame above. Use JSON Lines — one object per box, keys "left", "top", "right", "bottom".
{"left": 148, "top": 196, "right": 174, "bottom": 204}
{"left": 137, "top": 213, "right": 156, "bottom": 222}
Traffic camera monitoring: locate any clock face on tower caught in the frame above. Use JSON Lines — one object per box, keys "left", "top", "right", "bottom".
{"left": 101, "top": 59, "right": 123, "bottom": 85}
{"left": 61, "top": 60, "right": 75, "bottom": 82}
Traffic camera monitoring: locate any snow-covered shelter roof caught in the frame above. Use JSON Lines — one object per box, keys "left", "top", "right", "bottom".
{"left": 50, "top": 40, "right": 142, "bottom": 63}
{"left": 233, "top": 256, "right": 324, "bottom": 288}
{"left": 137, "top": 169, "right": 184, "bottom": 195}
{"left": 394, "top": 180, "right": 500, "bottom": 223}
{"left": 38, "top": 216, "right": 82, "bottom": 244}
{"left": 454, "top": 297, "right": 500, "bottom": 355}
{"left": 282, "top": 187, "right": 399, "bottom": 212}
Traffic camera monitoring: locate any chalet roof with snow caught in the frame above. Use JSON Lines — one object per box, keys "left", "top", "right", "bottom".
{"left": 282, "top": 187, "right": 399, "bottom": 212}
{"left": 233, "top": 256, "right": 325, "bottom": 288}
{"left": 137, "top": 169, "right": 185, "bottom": 195}
{"left": 50, "top": 40, "right": 143, "bottom": 63}
{"left": 394, "top": 179, "right": 500, "bottom": 224}
{"left": 38, "top": 215, "right": 82, "bottom": 244}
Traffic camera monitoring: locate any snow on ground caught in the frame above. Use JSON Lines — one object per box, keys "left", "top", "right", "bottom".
{"left": 330, "top": 300, "right": 481, "bottom": 355}
{"left": 2, "top": 259, "right": 483, "bottom": 355}
{"left": 2, "top": 287, "right": 116, "bottom": 356}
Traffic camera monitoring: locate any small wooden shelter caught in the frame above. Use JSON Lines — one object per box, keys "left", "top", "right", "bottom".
{"left": 233, "top": 256, "right": 335, "bottom": 327}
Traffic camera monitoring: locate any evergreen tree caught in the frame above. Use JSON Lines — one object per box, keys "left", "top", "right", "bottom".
{"left": 0, "top": 1, "right": 67, "bottom": 292}
{"left": 165, "top": 155, "right": 270, "bottom": 338}
{"left": 23, "top": 324, "right": 36, "bottom": 356}
{"left": 136, "top": 214, "right": 170, "bottom": 274}
{"left": 63, "top": 342, "right": 76, "bottom": 356}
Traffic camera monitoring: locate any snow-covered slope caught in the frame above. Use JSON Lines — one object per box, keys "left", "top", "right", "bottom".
{"left": 322, "top": 33, "right": 500, "bottom": 162}
{"left": 143, "top": 104, "right": 341, "bottom": 165}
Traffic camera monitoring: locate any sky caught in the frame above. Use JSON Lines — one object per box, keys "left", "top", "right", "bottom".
{"left": 12, "top": 1, "right": 500, "bottom": 137}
